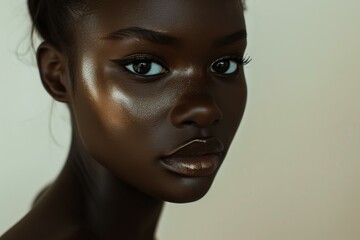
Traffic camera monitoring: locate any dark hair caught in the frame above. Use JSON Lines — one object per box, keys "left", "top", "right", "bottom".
{"left": 27, "top": 0, "right": 89, "bottom": 51}
{"left": 28, "top": 0, "right": 246, "bottom": 51}
{"left": 28, "top": 0, "right": 94, "bottom": 89}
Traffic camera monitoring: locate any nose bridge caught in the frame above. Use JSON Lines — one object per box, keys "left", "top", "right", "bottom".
{"left": 172, "top": 64, "right": 203, "bottom": 89}
{"left": 169, "top": 88, "right": 223, "bottom": 129}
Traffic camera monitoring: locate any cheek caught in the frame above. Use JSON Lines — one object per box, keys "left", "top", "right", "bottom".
{"left": 228, "top": 78, "right": 247, "bottom": 124}
{"left": 70, "top": 70, "right": 176, "bottom": 174}
{"left": 215, "top": 75, "right": 247, "bottom": 142}
{"left": 71, "top": 80, "right": 138, "bottom": 164}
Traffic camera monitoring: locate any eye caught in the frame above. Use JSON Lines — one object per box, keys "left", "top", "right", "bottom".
{"left": 111, "top": 55, "right": 168, "bottom": 77}
{"left": 210, "top": 55, "right": 252, "bottom": 75}
{"left": 125, "top": 61, "right": 166, "bottom": 76}
{"left": 210, "top": 59, "right": 238, "bottom": 75}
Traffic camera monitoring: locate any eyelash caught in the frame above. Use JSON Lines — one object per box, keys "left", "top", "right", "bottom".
{"left": 111, "top": 54, "right": 252, "bottom": 77}
{"left": 112, "top": 54, "right": 168, "bottom": 68}
{"left": 220, "top": 55, "right": 252, "bottom": 66}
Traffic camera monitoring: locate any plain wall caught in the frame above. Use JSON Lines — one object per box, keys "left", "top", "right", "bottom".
{"left": 1, "top": 0, "right": 360, "bottom": 239}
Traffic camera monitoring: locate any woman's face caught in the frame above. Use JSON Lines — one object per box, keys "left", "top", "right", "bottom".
{"left": 68, "top": 0, "right": 247, "bottom": 203}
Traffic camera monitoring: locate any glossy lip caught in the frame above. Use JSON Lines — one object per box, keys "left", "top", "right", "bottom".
{"left": 160, "top": 138, "right": 225, "bottom": 177}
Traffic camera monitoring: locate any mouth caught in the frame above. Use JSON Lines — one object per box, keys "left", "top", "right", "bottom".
{"left": 160, "top": 138, "right": 225, "bottom": 177}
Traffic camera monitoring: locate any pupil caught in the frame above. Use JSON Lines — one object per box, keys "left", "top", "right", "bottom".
{"left": 134, "top": 62, "right": 151, "bottom": 74}
{"left": 214, "top": 60, "right": 230, "bottom": 73}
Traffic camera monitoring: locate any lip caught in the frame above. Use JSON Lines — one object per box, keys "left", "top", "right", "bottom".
{"left": 160, "top": 138, "right": 225, "bottom": 177}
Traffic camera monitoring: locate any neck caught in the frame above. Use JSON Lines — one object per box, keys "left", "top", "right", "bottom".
{"left": 66, "top": 135, "right": 164, "bottom": 240}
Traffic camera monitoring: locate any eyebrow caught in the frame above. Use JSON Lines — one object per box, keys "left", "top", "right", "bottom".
{"left": 104, "top": 27, "right": 247, "bottom": 47}
{"left": 104, "top": 27, "right": 178, "bottom": 45}
{"left": 214, "top": 29, "right": 247, "bottom": 47}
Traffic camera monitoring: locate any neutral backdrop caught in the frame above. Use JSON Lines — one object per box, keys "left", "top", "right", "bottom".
{"left": 1, "top": 0, "right": 360, "bottom": 239}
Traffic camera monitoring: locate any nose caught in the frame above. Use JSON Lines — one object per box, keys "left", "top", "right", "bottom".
{"left": 170, "top": 94, "right": 223, "bottom": 129}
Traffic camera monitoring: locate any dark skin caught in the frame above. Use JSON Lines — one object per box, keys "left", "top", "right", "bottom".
{"left": 1, "top": 0, "right": 247, "bottom": 239}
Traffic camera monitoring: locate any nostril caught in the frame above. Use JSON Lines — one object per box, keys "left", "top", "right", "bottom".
{"left": 213, "top": 119, "right": 220, "bottom": 126}
{"left": 183, "top": 120, "right": 195, "bottom": 126}
{"left": 182, "top": 118, "right": 220, "bottom": 127}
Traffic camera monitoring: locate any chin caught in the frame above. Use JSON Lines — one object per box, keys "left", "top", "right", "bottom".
{"left": 156, "top": 174, "right": 217, "bottom": 204}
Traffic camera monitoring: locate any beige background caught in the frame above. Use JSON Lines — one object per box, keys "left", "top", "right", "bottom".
{"left": 1, "top": 0, "right": 360, "bottom": 239}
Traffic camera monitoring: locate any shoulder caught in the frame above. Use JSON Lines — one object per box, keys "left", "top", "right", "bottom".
{"left": 31, "top": 183, "right": 53, "bottom": 208}
{"left": 1, "top": 199, "right": 96, "bottom": 240}
{"left": 52, "top": 226, "right": 97, "bottom": 240}
{"left": 1, "top": 221, "right": 96, "bottom": 240}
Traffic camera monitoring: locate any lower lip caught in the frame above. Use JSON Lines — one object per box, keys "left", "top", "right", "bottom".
{"left": 160, "top": 154, "right": 222, "bottom": 177}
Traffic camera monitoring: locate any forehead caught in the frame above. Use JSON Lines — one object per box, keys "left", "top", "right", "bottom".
{"left": 82, "top": 0, "right": 245, "bottom": 38}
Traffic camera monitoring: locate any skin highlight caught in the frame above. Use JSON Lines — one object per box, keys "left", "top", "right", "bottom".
{"left": 1, "top": 0, "right": 248, "bottom": 239}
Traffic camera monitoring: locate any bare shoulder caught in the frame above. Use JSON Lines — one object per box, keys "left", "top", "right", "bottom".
{"left": 1, "top": 191, "right": 96, "bottom": 240}
{"left": 52, "top": 226, "right": 97, "bottom": 240}
{"left": 63, "top": 227, "right": 97, "bottom": 240}
{"left": 31, "top": 182, "right": 53, "bottom": 208}
{"left": 1, "top": 218, "right": 97, "bottom": 240}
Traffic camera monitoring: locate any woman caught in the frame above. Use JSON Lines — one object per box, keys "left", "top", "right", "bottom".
{"left": 1, "top": 0, "right": 249, "bottom": 239}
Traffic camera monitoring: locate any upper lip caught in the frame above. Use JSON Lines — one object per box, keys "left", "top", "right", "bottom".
{"left": 162, "top": 138, "right": 225, "bottom": 159}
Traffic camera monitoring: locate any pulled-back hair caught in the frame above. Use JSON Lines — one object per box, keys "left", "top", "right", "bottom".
{"left": 28, "top": 0, "right": 247, "bottom": 51}
{"left": 28, "top": 0, "right": 93, "bottom": 88}
{"left": 28, "top": 0, "right": 89, "bottom": 51}
{"left": 28, "top": 0, "right": 246, "bottom": 51}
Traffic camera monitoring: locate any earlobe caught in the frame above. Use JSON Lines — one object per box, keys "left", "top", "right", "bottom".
{"left": 36, "top": 42, "right": 70, "bottom": 103}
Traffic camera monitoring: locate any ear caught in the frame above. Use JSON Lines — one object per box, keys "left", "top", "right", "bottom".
{"left": 36, "top": 42, "right": 71, "bottom": 103}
